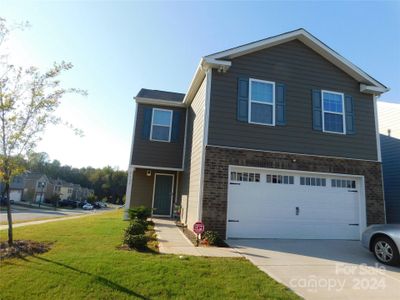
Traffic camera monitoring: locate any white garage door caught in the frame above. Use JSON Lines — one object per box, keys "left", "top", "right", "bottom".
{"left": 227, "top": 167, "right": 364, "bottom": 240}
{"left": 10, "top": 190, "right": 22, "bottom": 202}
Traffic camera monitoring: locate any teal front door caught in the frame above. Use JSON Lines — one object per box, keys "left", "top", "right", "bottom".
{"left": 153, "top": 174, "right": 173, "bottom": 216}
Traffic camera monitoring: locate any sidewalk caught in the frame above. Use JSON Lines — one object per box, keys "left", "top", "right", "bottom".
{"left": 0, "top": 211, "right": 103, "bottom": 231}
{"left": 154, "top": 218, "right": 241, "bottom": 257}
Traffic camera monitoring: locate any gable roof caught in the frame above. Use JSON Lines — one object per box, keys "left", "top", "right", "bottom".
{"left": 182, "top": 29, "right": 388, "bottom": 104}
{"left": 135, "top": 29, "right": 388, "bottom": 107}
{"left": 206, "top": 28, "right": 388, "bottom": 92}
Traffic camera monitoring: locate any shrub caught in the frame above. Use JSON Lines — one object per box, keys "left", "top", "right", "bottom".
{"left": 203, "top": 231, "right": 222, "bottom": 246}
{"left": 124, "top": 234, "right": 148, "bottom": 250}
{"left": 125, "top": 220, "right": 146, "bottom": 236}
{"left": 128, "top": 206, "right": 151, "bottom": 221}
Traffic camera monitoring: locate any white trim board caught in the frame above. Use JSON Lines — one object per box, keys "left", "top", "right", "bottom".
{"left": 198, "top": 68, "right": 212, "bottom": 221}
{"left": 131, "top": 165, "right": 183, "bottom": 172}
{"left": 206, "top": 144, "right": 380, "bottom": 163}
{"left": 135, "top": 97, "right": 185, "bottom": 108}
{"left": 151, "top": 173, "right": 175, "bottom": 217}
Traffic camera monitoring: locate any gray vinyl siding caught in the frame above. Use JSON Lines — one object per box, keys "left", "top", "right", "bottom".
{"left": 180, "top": 78, "right": 206, "bottom": 229}
{"left": 208, "top": 40, "right": 378, "bottom": 161}
{"left": 380, "top": 135, "right": 400, "bottom": 223}
{"left": 131, "top": 104, "right": 186, "bottom": 169}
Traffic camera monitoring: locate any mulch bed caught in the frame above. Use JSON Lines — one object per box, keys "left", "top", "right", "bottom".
{"left": 0, "top": 240, "right": 52, "bottom": 260}
{"left": 175, "top": 222, "right": 229, "bottom": 248}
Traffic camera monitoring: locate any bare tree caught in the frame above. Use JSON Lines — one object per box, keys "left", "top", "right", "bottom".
{"left": 0, "top": 18, "right": 86, "bottom": 246}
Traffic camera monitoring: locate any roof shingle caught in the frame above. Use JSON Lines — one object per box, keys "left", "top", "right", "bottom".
{"left": 136, "top": 89, "right": 185, "bottom": 102}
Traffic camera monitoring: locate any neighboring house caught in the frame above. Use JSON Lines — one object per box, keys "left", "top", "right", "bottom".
{"left": 59, "top": 182, "right": 74, "bottom": 200}
{"left": 9, "top": 176, "right": 24, "bottom": 202}
{"left": 378, "top": 101, "right": 400, "bottom": 224}
{"left": 22, "top": 173, "right": 50, "bottom": 203}
{"left": 72, "top": 184, "right": 83, "bottom": 201}
{"left": 125, "top": 29, "right": 388, "bottom": 240}
{"left": 47, "top": 179, "right": 63, "bottom": 201}
{"left": 0, "top": 175, "right": 24, "bottom": 202}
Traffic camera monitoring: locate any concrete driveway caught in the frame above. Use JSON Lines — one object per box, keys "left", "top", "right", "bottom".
{"left": 228, "top": 239, "right": 400, "bottom": 300}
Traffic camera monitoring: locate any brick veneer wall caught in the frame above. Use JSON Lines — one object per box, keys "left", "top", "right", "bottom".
{"left": 202, "top": 145, "right": 385, "bottom": 238}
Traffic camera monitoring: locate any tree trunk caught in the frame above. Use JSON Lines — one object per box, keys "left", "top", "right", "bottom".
{"left": 5, "top": 182, "right": 13, "bottom": 246}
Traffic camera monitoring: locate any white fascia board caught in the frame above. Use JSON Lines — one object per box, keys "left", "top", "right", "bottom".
{"left": 360, "top": 84, "right": 390, "bottom": 95}
{"left": 183, "top": 60, "right": 205, "bottom": 106}
{"left": 206, "top": 28, "right": 388, "bottom": 92}
{"left": 132, "top": 164, "right": 183, "bottom": 172}
{"left": 182, "top": 58, "right": 232, "bottom": 106}
{"left": 135, "top": 97, "right": 185, "bottom": 108}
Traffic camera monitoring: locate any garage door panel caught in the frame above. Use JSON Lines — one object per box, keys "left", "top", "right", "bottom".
{"left": 227, "top": 167, "right": 362, "bottom": 240}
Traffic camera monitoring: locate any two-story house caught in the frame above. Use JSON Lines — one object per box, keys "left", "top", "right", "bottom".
{"left": 22, "top": 173, "right": 50, "bottom": 203}
{"left": 59, "top": 182, "right": 74, "bottom": 201}
{"left": 0, "top": 175, "right": 24, "bottom": 202}
{"left": 126, "top": 29, "right": 389, "bottom": 240}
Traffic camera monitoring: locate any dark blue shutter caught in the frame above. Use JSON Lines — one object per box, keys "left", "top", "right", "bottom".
{"left": 275, "top": 83, "right": 286, "bottom": 125}
{"left": 345, "top": 95, "right": 355, "bottom": 134}
{"left": 237, "top": 77, "right": 249, "bottom": 122}
{"left": 312, "top": 90, "right": 322, "bottom": 131}
{"left": 142, "top": 107, "right": 152, "bottom": 140}
{"left": 171, "top": 111, "right": 181, "bottom": 142}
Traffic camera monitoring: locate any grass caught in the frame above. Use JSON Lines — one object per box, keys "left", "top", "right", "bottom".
{"left": 0, "top": 210, "right": 300, "bottom": 300}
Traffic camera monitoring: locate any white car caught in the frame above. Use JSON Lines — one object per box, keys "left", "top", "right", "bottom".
{"left": 82, "top": 203, "right": 93, "bottom": 210}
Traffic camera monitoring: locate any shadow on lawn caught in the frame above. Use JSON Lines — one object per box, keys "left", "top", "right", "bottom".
{"left": 34, "top": 256, "right": 149, "bottom": 299}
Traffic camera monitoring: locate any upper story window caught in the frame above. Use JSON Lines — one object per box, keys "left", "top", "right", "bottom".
{"left": 37, "top": 181, "right": 46, "bottom": 189}
{"left": 322, "top": 90, "right": 345, "bottom": 134}
{"left": 150, "top": 108, "right": 173, "bottom": 142}
{"left": 248, "top": 79, "right": 275, "bottom": 126}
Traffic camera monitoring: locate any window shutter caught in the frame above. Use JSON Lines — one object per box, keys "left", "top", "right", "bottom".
{"left": 141, "top": 107, "right": 152, "bottom": 140}
{"left": 345, "top": 95, "right": 355, "bottom": 134}
{"left": 171, "top": 111, "right": 181, "bottom": 142}
{"left": 275, "top": 83, "right": 286, "bottom": 125}
{"left": 312, "top": 89, "right": 322, "bottom": 131}
{"left": 237, "top": 77, "right": 249, "bottom": 122}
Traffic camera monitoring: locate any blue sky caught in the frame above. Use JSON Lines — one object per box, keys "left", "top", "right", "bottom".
{"left": 2, "top": 1, "right": 399, "bottom": 169}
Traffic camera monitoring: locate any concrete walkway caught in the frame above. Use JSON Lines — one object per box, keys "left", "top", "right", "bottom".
{"left": 154, "top": 218, "right": 241, "bottom": 257}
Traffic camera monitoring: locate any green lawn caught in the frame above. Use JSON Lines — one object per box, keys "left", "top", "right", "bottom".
{"left": 0, "top": 210, "right": 299, "bottom": 300}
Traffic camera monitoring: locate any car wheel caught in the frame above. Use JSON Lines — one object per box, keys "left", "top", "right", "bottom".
{"left": 373, "top": 236, "right": 400, "bottom": 266}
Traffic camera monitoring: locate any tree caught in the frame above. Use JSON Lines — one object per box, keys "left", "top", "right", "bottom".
{"left": 0, "top": 18, "right": 86, "bottom": 246}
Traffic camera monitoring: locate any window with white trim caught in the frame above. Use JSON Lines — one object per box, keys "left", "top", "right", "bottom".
{"left": 230, "top": 171, "right": 260, "bottom": 182}
{"left": 322, "top": 90, "right": 345, "bottom": 134}
{"left": 266, "top": 174, "right": 294, "bottom": 184}
{"left": 150, "top": 108, "right": 173, "bottom": 142}
{"left": 300, "top": 176, "right": 326, "bottom": 187}
{"left": 249, "top": 79, "right": 275, "bottom": 126}
{"left": 331, "top": 179, "right": 356, "bottom": 189}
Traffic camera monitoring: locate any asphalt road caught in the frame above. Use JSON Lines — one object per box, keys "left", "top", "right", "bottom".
{"left": 0, "top": 205, "right": 110, "bottom": 223}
